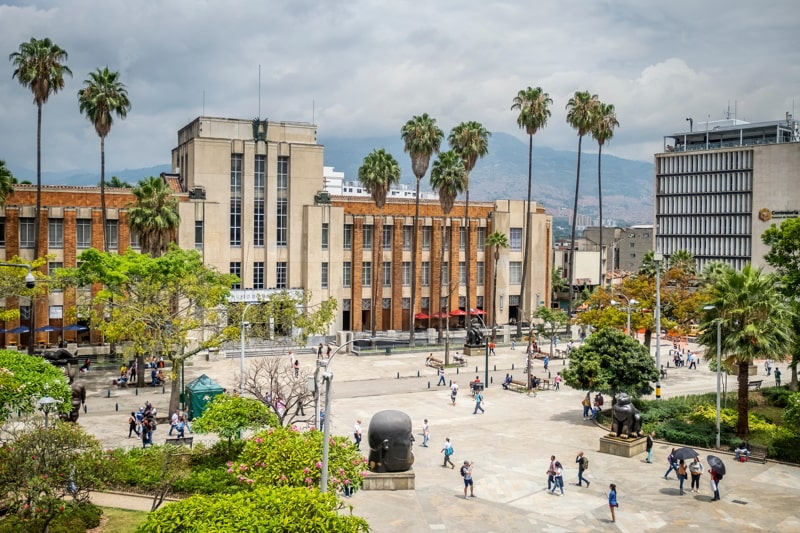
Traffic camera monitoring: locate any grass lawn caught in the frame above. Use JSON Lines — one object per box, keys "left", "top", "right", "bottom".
{"left": 95, "top": 507, "right": 149, "bottom": 533}
{"left": 751, "top": 405, "right": 785, "bottom": 425}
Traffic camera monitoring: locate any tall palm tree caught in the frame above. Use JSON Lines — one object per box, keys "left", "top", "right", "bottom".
{"left": 668, "top": 249, "right": 696, "bottom": 276}
{"left": 448, "top": 122, "right": 490, "bottom": 325}
{"left": 485, "top": 231, "right": 509, "bottom": 343}
{"left": 358, "top": 148, "right": 401, "bottom": 335}
{"left": 128, "top": 176, "right": 180, "bottom": 257}
{"left": 431, "top": 150, "right": 468, "bottom": 363}
{"left": 565, "top": 91, "right": 598, "bottom": 315}
{"left": 9, "top": 37, "right": 72, "bottom": 260}
{"left": 0, "top": 160, "right": 17, "bottom": 205}
{"left": 78, "top": 66, "right": 132, "bottom": 252}
{"left": 511, "top": 86, "right": 552, "bottom": 332}
{"left": 698, "top": 265, "right": 794, "bottom": 437}
{"left": 589, "top": 101, "right": 619, "bottom": 287}
{"left": 401, "top": 114, "right": 444, "bottom": 345}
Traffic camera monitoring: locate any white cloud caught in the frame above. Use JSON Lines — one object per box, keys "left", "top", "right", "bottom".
{"left": 1, "top": 0, "right": 798, "bottom": 177}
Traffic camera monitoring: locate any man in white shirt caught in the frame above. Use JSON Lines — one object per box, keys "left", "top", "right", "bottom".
{"left": 450, "top": 382, "right": 459, "bottom": 405}
{"left": 168, "top": 410, "right": 179, "bottom": 436}
{"left": 422, "top": 419, "right": 430, "bottom": 447}
{"left": 353, "top": 419, "right": 362, "bottom": 450}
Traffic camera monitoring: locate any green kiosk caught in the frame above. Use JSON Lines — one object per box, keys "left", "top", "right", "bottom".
{"left": 185, "top": 374, "right": 225, "bottom": 420}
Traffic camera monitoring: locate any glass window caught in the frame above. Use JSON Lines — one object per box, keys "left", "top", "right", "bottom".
{"left": 422, "top": 227, "right": 431, "bottom": 250}
{"left": 276, "top": 262, "right": 287, "bottom": 289}
{"left": 322, "top": 223, "right": 329, "bottom": 250}
{"left": 383, "top": 225, "right": 392, "bottom": 249}
{"left": 343, "top": 262, "right": 352, "bottom": 287}
{"left": 510, "top": 228, "right": 522, "bottom": 250}
{"left": 253, "top": 262, "right": 264, "bottom": 290}
{"left": 0, "top": 217, "right": 5, "bottom": 246}
{"left": 48, "top": 219, "right": 64, "bottom": 249}
{"left": 460, "top": 227, "right": 466, "bottom": 250}
{"left": 477, "top": 261, "right": 485, "bottom": 286}
{"left": 321, "top": 262, "right": 329, "bottom": 289}
{"left": 442, "top": 262, "right": 449, "bottom": 285}
{"left": 230, "top": 154, "right": 242, "bottom": 246}
{"left": 277, "top": 156, "right": 289, "bottom": 190}
{"left": 362, "top": 262, "right": 372, "bottom": 287}
{"left": 363, "top": 225, "right": 373, "bottom": 250}
{"left": 343, "top": 224, "right": 353, "bottom": 250}
{"left": 130, "top": 230, "right": 141, "bottom": 249}
{"left": 276, "top": 199, "right": 287, "bottom": 246}
{"left": 20, "top": 217, "right": 34, "bottom": 248}
{"left": 230, "top": 262, "right": 241, "bottom": 289}
{"left": 509, "top": 261, "right": 522, "bottom": 284}
{"left": 403, "top": 227, "right": 412, "bottom": 250}
{"left": 402, "top": 261, "right": 411, "bottom": 286}
{"left": 194, "top": 221, "right": 203, "bottom": 249}
{"left": 477, "top": 227, "right": 486, "bottom": 251}
{"left": 77, "top": 219, "right": 92, "bottom": 248}
{"left": 48, "top": 262, "right": 64, "bottom": 292}
{"left": 105, "top": 220, "right": 119, "bottom": 249}
{"left": 254, "top": 154, "right": 265, "bottom": 247}
{"left": 383, "top": 262, "right": 392, "bottom": 287}
{"left": 459, "top": 261, "right": 466, "bottom": 286}
{"left": 421, "top": 262, "right": 430, "bottom": 286}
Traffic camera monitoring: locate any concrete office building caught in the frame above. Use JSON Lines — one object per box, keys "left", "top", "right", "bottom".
{"left": 655, "top": 116, "right": 800, "bottom": 271}
{"left": 171, "top": 116, "right": 553, "bottom": 334}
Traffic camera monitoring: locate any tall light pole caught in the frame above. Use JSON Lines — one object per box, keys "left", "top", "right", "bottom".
{"left": 704, "top": 305, "right": 722, "bottom": 449}
{"left": 654, "top": 251, "right": 663, "bottom": 399}
{"left": 0, "top": 263, "right": 36, "bottom": 353}
{"left": 611, "top": 295, "right": 638, "bottom": 338}
{"left": 317, "top": 339, "right": 357, "bottom": 493}
{"left": 239, "top": 302, "right": 256, "bottom": 395}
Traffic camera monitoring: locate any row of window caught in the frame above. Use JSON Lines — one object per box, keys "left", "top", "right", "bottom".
{"left": 230, "top": 154, "right": 289, "bottom": 247}
{"left": 657, "top": 171, "right": 753, "bottom": 196}
{"left": 657, "top": 214, "right": 752, "bottom": 236}
{"left": 230, "top": 261, "right": 288, "bottom": 290}
{"left": 340, "top": 295, "right": 488, "bottom": 311}
{"left": 339, "top": 225, "right": 522, "bottom": 252}
{"left": 0, "top": 218, "right": 134, "bottom": 250}
{"left": 658, "top": 150, "right": 753, "bottom": 174}
{"left": 658, "top": 236, "right": 752, "bottom": 259}
{"left": 657, "top": 191, "right": 752, "bottom": 215}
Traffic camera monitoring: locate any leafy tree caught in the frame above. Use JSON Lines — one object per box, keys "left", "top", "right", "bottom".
{"left": 128, "top": 176, "right": 180, "bottom": 257}
{"left": 562, "top": 327, "right": 658, "bottom": 397}
{"left": 763, "top": 217, "right": 800, "bottom": 391}
{"left": 700, "top": 260, "right": 734, "bottom": 286}
{"left": 565, "top": 90, "right": 599, "bottom": 313}
{"left": 78, "top": 66, "right": 131, "bottom": 252}
{"left": 357, "top": 148, "right": 400, "bottom": 209}
{"left": 107, "top": 175, "right": 133, "bottom": 188}
{"left": 784, "top": 392, "right": 800, "bottom": 430}
{"left": 589, "top": 101, "right": 619, "bottom": 286}
{"left": 669, "top": 249, "right": 696, "bottom": 275}
{"left": 402, "top": 114, "right": 444, "bottom": 346}
{"left": 136, "top": 486, "right": 369, "bottom": 533}
{"left": 192, "top": 395, "right": 277, "bottom": 456}
{"left": 10, "top": 37, "right": 72, "bottom": 261}
{"left": 512, "top": 86, "right": 552, "bottom": 331}
{"left": 533, "top": 306, "right": 570, "bottom": 359}
{"left": 0, "top": 159, "right": 17, "bottom": 204}
{"left": 58, "top": 247, "right": 237, "bottom": 413}
{"left": 485, "top": 231, "right": 509, "bottom": 340}
{"left": 0, "top": 256, "right": 48, "bottom": 323}
{"left": 0, "top": 422, "right": 110, "bottom": 533}
{"left": 697, "top": 265, "right": 795, "bottom": 436}
{"left": 241, "top": 358, "right": 314, "bottom": 428}
{"left": 448, "top": 121, "right": 490, "bottom": 321}
{"left": 0, "top": 349, "right": 71, "bottom": 424}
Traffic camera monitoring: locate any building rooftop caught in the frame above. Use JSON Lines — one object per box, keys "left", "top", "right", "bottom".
{"left": 662, "top": 115, "right": 799, "bottom": 153}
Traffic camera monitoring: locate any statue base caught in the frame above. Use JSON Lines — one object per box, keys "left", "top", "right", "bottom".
{"left": 362, "top": 470, "right": 415, "bottom": 490}
{"left": 462, "top": 345, "right": 486, "bottom": 356}
{"left": 599, "top": 435, "right": 647, "bottom": 458}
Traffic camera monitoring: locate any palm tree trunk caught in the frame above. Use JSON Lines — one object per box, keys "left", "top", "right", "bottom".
{"left": 30, "top": 103, "right": 43, "bottom": 356}
{"left": 464, "top": 185, "right": 470, "bottom": 326}
{"left": 568, "top": 135, "right": 584, "bottom": 316}
{"left": 492, "top": 250, "right": 499, "bottom": 343}
{"left": 736, "top": 361, "right": 750, "bottom": 437}
{"left": 519, "top": 134, "right": 533, "bottom": 337}
{"left": 598, "top": 144, "right": 604, "bottom": 287}
{"left": 409, "top": 177, "right": 421, "bottom": 346}
{"left": 100, "top": 135, "right": 107, "bottom": 252}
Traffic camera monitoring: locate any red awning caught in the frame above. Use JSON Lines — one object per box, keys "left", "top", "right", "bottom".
{"left": 431, "top": 312, "right": 451, "bottom": 319}
{"left": 449, "top": 309, "right": 467, "bottom": 316}
{"left": 414, "top": 312, "right": 431, "bottom": 320}
{"left": 470, "top": 309, "right": 486, "bottom": 315}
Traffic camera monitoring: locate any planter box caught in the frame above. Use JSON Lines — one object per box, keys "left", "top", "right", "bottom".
{"left": 599, "top": 435, "right": 648, "bottom": 458}
{"left": 362, "top": 470, "right": 415, "bottom": 490}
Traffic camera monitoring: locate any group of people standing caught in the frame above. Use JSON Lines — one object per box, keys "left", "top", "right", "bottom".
{"left": 663, "top": 448, "right": 722, "bottom": 501}
{"left": 127, "top": 401, "right": 158, "bottom": 447}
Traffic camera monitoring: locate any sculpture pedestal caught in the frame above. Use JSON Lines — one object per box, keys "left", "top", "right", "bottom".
{"left": 599, "top": 435, "right": 647, "bottom": 458}
{"left": 463, "top": 345, "right": 486, "bottom": 356}
{"left": 362, "top": 470, "right": 415, "bottom": 490}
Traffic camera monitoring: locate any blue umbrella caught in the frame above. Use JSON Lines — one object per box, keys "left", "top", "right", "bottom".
{"left": 35, "top": 325, "right": 59, "bottom": 332}
{"left": 62, "top": 324, "right": 89, "bottom": 331}
{"left": 7, "top": 326, "right": 30, "bottom": 334}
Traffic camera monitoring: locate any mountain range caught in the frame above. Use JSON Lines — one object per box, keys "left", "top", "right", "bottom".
{"left": 10, "top": 132, "right": 655, "bottom": 227}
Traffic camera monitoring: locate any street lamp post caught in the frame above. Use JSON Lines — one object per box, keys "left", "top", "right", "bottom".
{"left": 37, "top": 396, "right": 59, "bottom": 428}
{"left": 239, "top": 302, "right": 256, "bottom": 395}
{"left": 610, "top": 295, "right": 638, "bottom": 337}
{"left": 704, "top": 305, "right": 722, "bottom": 449}
{"left": 654, "top": 252, "right": 663, "bottom": 399}
{"left": 316, "top": 339, "right": 358, "bottom": 493}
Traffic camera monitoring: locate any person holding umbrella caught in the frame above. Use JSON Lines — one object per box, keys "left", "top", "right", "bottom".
{"left": 707, "top": 455, "right": 726, "bottom": 502}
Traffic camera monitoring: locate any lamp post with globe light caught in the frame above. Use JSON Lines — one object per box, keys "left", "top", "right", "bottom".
{"left": 610, "top": 294, "right": 638, "bottom": 338}
{"left": 37, "top": 396, "right": 60, "bottom": 428}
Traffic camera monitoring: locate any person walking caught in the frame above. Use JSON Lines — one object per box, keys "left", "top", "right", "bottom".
{"left": 765, "top": 359, "right": 773, "bottom": 376}
{"left": 608, "top": 484, "right": 619, "bottom": 523}
{"left": 128, "top": 411, "right": 139, "bottom": 438}
{"left": 689, "top": 456, "right": 703, "bottom": 493}
{"left": 473, "top": 390, "right": 485, "bottom": 414}
{"left": 575, "top": 452, "right": 590, "bottom": 487}
{"left": 709, "top": 467, "right": 722, "bottom": 501}
{"left": 437, "top": 367, "right": 446, "bottom": 386}
{"left": 422, "top": 419, "right": 430, "bottom": 447}
{"left": 775, "top": 367, "right": 782, "bottom": 387}
{"left": 353, "top": 420, "right": 362, "bottom": 451}
{"left": 645, "top": 432, "right": 654, "bottom": 463}
{"left": 450, "top": 381, "right": 459, "bottom": 406}
{"left": 664, "top": 448, "right": 678, "bottom": 479}
{"left": 554, "top": 372, "right": 562, "bottom": 391}
{"left": 546, "top": 455, "right": 557, "bottom": 491}
{"left": 442, "top": 438, "right": 455, "bottom": 468}
{"left": 168, "top": 409, "right": 179, "bottom": 436}
{"left": 460, "top": 460, "right": 475, "bottom": 498}
{"left": 677, "top": 460, "right": 688, "bottom": 495}
{"left": 293, "top": 359, "right": 300, "bottom": 377}
{"left": 317, "top": 343, "right": 324, "bottom": 359}
{"left": 582, "top": 393, "right": 591, "bottom": 419}
{"left": 550, "top": 460, "right": 565, "bottom": 495}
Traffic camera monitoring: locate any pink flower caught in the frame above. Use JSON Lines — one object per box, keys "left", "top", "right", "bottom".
{"left": 227, "top": 468, "right": 233, "bottom": 474}
{"left": 239, "top": 464, "right": 248, "bottom": 471}
{"left": 303, "top": 467, "right": 310, "bottom": 474}
{"left": 305, "top": 477, "right": 313, "bottom": 484}
{"left": 315, "top": 461, "right": 322, "bottom": 469}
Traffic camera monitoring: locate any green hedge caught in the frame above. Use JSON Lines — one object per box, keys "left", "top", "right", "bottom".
{"left": 0, "top": 503, "right": 101, "bottom": 533}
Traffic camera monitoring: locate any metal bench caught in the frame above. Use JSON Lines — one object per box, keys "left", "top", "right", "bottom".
{"left": 506, "top": 379, "right": 528, "bottom": 392}
{"left": 748, "top": 380, "right": 763, "bottom": 391}
{"left": 749, "top": 444, "right": 768, "bottom": 464}
{"left": 425, "top": 356, "right": 444, "bottom": 371}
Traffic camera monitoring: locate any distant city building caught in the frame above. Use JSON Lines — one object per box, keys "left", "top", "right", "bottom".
{"left": 656, "top": 115, "right": 800, "bottom": 271}
{"left": 323, "top": 166, "right": 439, "bottom": 200}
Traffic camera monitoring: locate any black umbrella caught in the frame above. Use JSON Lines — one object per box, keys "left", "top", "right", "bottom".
{"left": 673, "top": 447, "right": 699, "bottom": 461}
{"left": 707, "top": 455, "right": 726, "bottom": 476}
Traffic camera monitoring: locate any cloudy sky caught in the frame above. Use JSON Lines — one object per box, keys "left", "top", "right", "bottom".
{"left": 1, "top": 0, "right": 798, "bottom": 178}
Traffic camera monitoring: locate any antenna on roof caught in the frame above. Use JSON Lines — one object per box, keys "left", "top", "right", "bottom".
{"left": 202, "top": 90, "right": 205, "bottom": 116}
{"left": 725, "top": 101, "right": 731, "bottom": 120}
{"left": 258, "top": 64, "right": 261, "bottom": 119}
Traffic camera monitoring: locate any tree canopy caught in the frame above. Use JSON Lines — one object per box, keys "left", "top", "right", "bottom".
{"left": 562, "top": 327, "right": 658, "bottom": 397}
{"left": 0, "top": 349, "right": 71, "bottom": 425}
{"left": 192, "top": 394, "right": 277, "bottom": 454}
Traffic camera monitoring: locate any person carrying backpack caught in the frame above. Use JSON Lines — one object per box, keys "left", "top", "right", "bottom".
{"left": 576, "top": 451, "right": 590, "bottom": 487}
{"left": 473, "top": 390, "right": 485, "bottom": 414}
{"left": 664, "top": 448, "right": 678, "bottom": 479}
{"left": 460, "top": 460, "right": 475, "bottom": 498}
{"left": 441, "top": 438, "right": 455, "bottom": 469}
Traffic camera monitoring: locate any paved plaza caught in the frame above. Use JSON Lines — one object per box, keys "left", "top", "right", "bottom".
{"left": 77, "top": 342, "right": 799, "bottom": 532}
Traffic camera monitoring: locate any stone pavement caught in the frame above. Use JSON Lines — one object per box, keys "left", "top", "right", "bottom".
{"left": 76, "top": 343, "right": 799, "bottom": 532}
